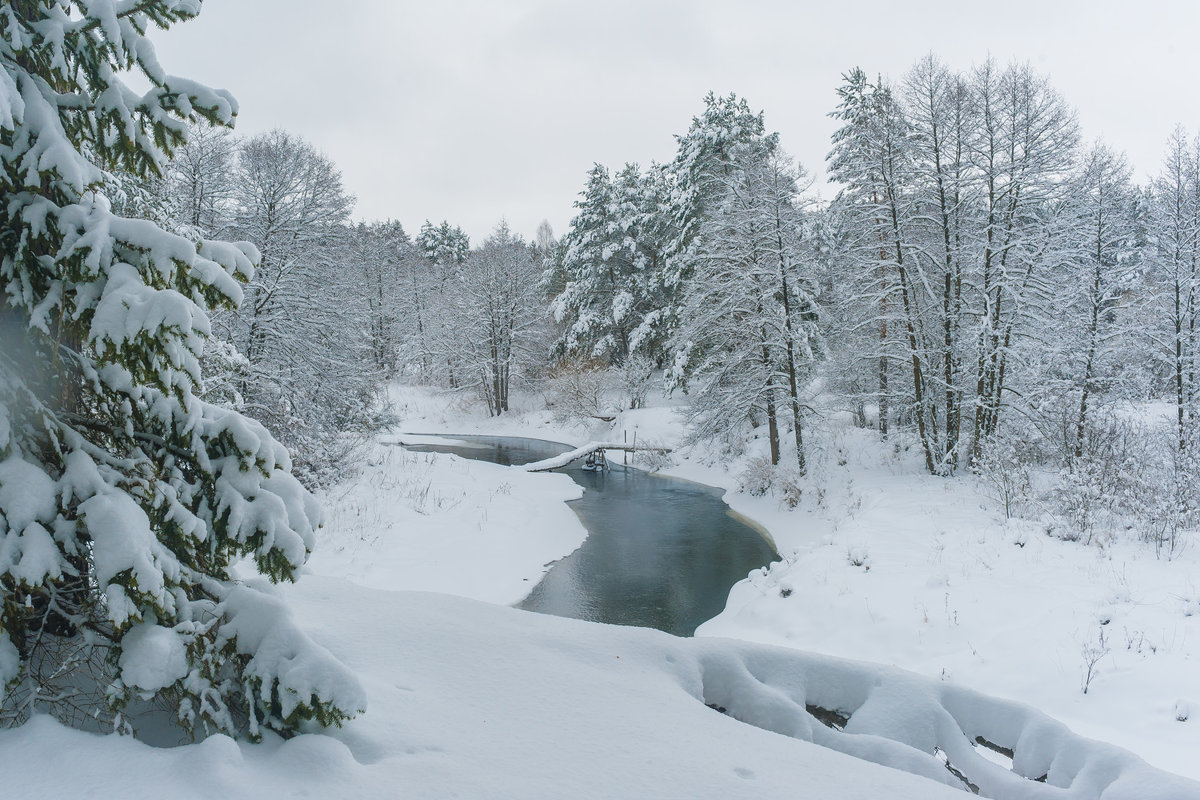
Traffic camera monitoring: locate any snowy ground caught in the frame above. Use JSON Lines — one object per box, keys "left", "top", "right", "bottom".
{"left": 4, "top": 382, "right": 1199, "bottom": 798}
{"left": 381, "top": 383, "right": 1200, "bottom": 783}
{"left": 310, "top": 439, "right": 587, "bottom": 604}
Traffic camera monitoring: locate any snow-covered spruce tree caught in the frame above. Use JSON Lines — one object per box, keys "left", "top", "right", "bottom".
{"left": 826, "top": 68, "right": 906, "bottom": 448}
{"left": 417, "top": 218, "right": 470, "bottom": 287}
{"left": 549, "top": 164, "right": 618, "bottom": 360}
{"left": 0, "top": 2, "right": 363, "bottom": 737}
{"left": 550, "top": 163, "right": 669, "bottom": 365}
{"left": 663, "top": 93, "right": 774, "bottom": 341}
{"left": 415, "top": 219, "right": 470, "bottom": 386}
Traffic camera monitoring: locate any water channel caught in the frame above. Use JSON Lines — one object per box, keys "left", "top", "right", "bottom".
{"left": 401, "top": 435, "right": 779, "bottom": 636}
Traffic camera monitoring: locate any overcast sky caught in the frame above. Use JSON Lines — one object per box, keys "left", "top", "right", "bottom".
{"left": 155, "top": 0, "right": 1200, "bottom": 242}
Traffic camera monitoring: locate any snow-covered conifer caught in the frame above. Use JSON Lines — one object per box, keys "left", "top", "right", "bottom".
{"left": 0, "top": 1, "right": 363, "bottom": 737}
{"left": 550, "top": 163, "right": 668, "bottom": 364}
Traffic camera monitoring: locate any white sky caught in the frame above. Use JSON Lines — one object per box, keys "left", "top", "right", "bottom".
{"left": 154, "top": 0, "right": 1200, "bottom": 243}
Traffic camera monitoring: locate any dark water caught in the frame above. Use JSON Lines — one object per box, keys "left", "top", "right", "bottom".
{"left": 402, "top": 435, "right": 778, "bottom": 636}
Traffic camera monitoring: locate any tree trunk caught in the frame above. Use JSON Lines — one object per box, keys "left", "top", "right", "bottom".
{"left": 775, "top": 222, "right": 807, "bottom": 476}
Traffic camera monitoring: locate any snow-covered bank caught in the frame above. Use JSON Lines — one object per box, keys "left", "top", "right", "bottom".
{"left": 310, "top": 441, "right": 586, "bottom": 605}
{"left": 690, "top": 424, "right": 1200, "bottom": 783}
{"left": 384, "top": 383, "right": 1200, "bottom": 782}
{"left": 5, "top": 582, "right": 1194, "bottom": 799}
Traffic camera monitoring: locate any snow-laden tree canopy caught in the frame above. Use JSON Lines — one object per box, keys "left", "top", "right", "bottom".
{"left": 0, "top": 0, "right": 363, "bottom": 738}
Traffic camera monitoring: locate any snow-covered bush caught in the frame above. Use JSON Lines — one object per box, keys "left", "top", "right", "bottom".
{"left": 972, "top": 431, "right": 1032, "bottom": 520}
{"left": 1140, "top": 423, "right": 1200, "bottom": 558}
{"left": 738, "top": 456, "right": 776, "bottom": 497}
{"left": 614, "top": 353, "right": 658, "bottom": 410}
{"left": 846, "top": 545, "right": 871, "bottom": 569}
{"left": 544, "top": 359, "right": 614, "bottom": 423}
{"left": 1047, "top": 459, "right": 1108, "bottom": 543}
{"left": 628, "top": 437, "right": 676, "bottom": 473}
{"left": 776, "top": 469, "right": 805, "bottom": 509}
{"left": 1045, "top": 412, "right": 1150, "bottom": 544}
{"left": 736, "top": 452, "right": 811, "bottom": 507}
{"left": 0, "top": 2, "right": 362, "bottom": 738}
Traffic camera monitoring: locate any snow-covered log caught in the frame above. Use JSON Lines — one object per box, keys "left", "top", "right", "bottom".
{"left": 521, "top": 442, "right": 673, "bottom": 472}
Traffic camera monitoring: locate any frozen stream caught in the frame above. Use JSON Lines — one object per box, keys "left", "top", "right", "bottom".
{"left": 401, "top": 434, "right": 779, "bottom": 636}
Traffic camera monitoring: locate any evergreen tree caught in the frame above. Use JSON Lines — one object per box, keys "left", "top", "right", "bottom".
{"left": 0, "top": 1, "right": 363, "bottom": 737}
{"left": 664, "top": 93, "right": 776, "bottom": 332}
{"left": 550, "top": 163, "right": 667, "bottom": 364}
{"left": 827, "top": 68, "right": 912, "bottom": 452}
{"left": 417, "top": 219, "right": 470, "bottom": 284}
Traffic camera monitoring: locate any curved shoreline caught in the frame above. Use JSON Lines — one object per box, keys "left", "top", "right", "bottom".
{"left": 400, "top": 432, "right": 779, "bottom": 636}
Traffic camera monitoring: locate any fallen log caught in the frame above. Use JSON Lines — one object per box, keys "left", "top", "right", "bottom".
{"left": 521, "top": 441, "right": 672, "bottom": 472}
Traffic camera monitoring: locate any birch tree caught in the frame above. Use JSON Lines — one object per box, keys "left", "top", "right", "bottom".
{"left": 1063, "top": 143, "right": 1138, "bottom": 461}
{"left": 904, "top": 55, "right": 975, "bottom": 470}
{"left": 966, "top": 61, "right": 1078, "bottom": 461}
{"left": 223, "top": 130, "right": 374, "bottom": 485}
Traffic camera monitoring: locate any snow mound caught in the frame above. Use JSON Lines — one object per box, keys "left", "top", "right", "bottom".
{"left": 692, "top": 639, "right": 1197, "bottom": 799}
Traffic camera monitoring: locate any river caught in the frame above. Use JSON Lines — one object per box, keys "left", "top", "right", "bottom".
{"left": 401, "top": 434, "right": 778, "bottom": 636}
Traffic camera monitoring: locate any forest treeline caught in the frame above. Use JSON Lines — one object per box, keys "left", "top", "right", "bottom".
{"left": 136, "top": 55, "right": 1196, "bottom": 545}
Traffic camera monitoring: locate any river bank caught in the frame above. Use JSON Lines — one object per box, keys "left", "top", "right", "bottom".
{"left": 397, "top": 434, "right": 777, "bottom": 636}
{"left": 375, "top": 383, "right": 1200, "bottom": 782}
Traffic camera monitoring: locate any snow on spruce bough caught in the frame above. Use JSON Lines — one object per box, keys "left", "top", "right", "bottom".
{"left": 0, "top": 0, "right": 362, "bottom": 738}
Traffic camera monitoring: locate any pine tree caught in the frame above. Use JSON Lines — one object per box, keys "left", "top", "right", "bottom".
{"left": 0, "top": 1, "right": 363, "bottom": 737}
{"left": 827, "top": 68, "right": 912, "bottom": 452}
{"left": 664, "top": 93, "right": 775, "bottom": 332}
{"left": 417, "top": 219, "right": 470, "bottom": 285}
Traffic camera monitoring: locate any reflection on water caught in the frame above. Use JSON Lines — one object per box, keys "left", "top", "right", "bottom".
{"left": 402, "top": 434, "right": 778, "bottom": 637}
